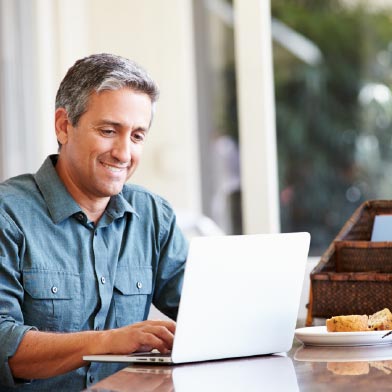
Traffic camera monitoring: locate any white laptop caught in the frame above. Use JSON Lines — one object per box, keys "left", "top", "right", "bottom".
{"left": 84, "top": 232, "right": 310, "bottom": 365}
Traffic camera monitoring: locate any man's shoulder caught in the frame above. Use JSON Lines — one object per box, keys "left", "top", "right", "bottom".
{"left": 0, "top": 173, "right": 38, "bottom": 202}
{"left": 0, "top": 174, "right": 38, "bottom": 233}
{"left": 121, "top": 183, "right": 176, "bottom": 221}
{"left": 122, "top": 183, "right": 167, "bottom": 205}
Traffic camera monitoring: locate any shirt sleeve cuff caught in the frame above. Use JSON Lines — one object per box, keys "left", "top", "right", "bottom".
{"left": 0, "top": 325, "right": 37, "bottom": 387}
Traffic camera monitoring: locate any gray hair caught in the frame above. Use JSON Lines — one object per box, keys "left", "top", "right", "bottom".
{"left": 55, "top": 53, "right": 159, "bottom": 127}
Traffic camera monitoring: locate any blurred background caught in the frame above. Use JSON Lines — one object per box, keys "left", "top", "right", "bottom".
{"left": 1, "top": 0, "right": 392, "bottom": 258}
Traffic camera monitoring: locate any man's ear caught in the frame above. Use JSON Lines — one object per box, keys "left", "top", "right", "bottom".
{"left": 55, "top": 108, "right": 71, "bottom": 146}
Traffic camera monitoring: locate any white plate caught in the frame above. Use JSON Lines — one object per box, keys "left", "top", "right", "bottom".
{"left": 295, "top": 326, "right": 392, "bottom": 347}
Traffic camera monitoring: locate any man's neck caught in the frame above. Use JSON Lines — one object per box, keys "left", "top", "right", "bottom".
{"left": 55, "top": 157, "right": 110, "bottom": 224}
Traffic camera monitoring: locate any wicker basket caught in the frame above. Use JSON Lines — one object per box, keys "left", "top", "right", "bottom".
{"left": 306, "top": 200, "right": 392, "bottom": 326}
{"left": 335, "top": 241, "right": 392, "bottom": 272}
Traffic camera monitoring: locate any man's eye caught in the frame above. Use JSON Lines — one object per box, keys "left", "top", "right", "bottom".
{"left": 131, "top": 132, "right": 146, "bottom": 143}
{"left": 101, "top": 129, "right": 115, "bottom": 136}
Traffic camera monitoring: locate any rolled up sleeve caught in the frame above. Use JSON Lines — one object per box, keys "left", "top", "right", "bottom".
{"left": 0, "top": 210, "right": 36, "bottom": 387}
{"left": 0, "top": 319, "right": 36, "bottom": 387}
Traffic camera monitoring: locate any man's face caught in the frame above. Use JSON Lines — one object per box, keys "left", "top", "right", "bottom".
{"left": 56, "top": 88, "right": 152, "bottom": 202}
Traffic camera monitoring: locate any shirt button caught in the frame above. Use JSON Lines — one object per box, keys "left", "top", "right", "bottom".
{"left": 101, "top": 276, "right": 106, "bottom": 284}
{"left": 89, "top": 375, "right": 95, "bottom": 383}
{"left": 136, "top": 281, "right": 143, "bottom": 289}
{"left": 51, "top": 286, "right": 58, "bottom": 294}
{"left": 95, "top": 326, "right": 100, "bottom": 331}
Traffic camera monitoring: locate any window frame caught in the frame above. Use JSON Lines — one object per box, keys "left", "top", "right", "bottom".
{"left": 233, "top": 0, "right": 280, "bottom": 234}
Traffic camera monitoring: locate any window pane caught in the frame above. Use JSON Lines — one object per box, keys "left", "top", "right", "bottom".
{"left": 193, "top": 0, "right": 242, "bottom": 234}
{"left": 272, "top": 0, "right": 392, "bottom": 255}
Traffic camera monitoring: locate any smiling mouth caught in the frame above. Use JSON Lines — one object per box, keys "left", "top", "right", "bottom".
{"left": 101, "top": 162, "right": 128, "bottom": 173}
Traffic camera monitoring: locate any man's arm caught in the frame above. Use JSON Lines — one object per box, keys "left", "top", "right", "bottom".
{"left": 152, "top": 198, "right": 189, "bottom": 320}
{"left": 9, "top": 319, "right": 175, "bottom": 380}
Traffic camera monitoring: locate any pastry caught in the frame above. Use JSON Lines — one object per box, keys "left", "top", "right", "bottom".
{"left": 326, "top": 314, "right": 369, "bottom": 332}
{"left": 368, "top": 308, "right": 392, "bottom": 331}
{"left": 326, "top": 308, "right": 392, "bottom": 332}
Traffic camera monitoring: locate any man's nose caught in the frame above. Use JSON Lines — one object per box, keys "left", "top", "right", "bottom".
{"left": 112, "top": 137, "right": 132, "bottom": 163}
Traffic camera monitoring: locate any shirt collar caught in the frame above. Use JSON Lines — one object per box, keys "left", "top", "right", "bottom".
{"left": 105, "top": 191, "right": 139, "bottom": 222}
{"left": 34, "top": 155, "right": 138, "bottom": 224}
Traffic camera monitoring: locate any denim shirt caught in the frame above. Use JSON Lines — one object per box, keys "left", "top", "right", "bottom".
{"left": 0, "top": 155, "right": 188, "bottom": 389}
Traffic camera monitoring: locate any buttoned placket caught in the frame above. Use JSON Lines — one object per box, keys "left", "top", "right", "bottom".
{"left": 87, "top": 225, "right": 112, "bottom": 387}
{"left": 91, "top": 227, "right": 112, "bottom": 328}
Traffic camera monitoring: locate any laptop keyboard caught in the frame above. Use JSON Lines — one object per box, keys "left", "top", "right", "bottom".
{"left": 130, "top": 352, "right": 172, "bottom": 358}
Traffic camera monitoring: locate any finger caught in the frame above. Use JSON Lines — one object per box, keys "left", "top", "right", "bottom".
{"left": 149, "top": 325, "right": 175, "bottom": 343}
{"left": 138, "top": 332, "right": 172, "bottom": 354}
{"left": 115, "top": 321, "right": 176, "bottom": 354}
{"left": 142, "top": 320, "right": 176, "bottom": 334}
{"left": 133, "top": 321, "right": 176, "bottom": 343}
{"left": 136, "top": 344, "right": 154, "bottom": 353}
{"left": 148, "top": 326, "right": 175, "bottom": 351}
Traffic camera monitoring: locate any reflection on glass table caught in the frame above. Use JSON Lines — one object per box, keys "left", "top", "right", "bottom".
{"left": 295, "top": 344, "right": 392, "bottom": 363}
{"left": 87, "top": 354, "right": 299, "bottom": 392}
{"left": 295, "top": 344, "right": 392, "bottom": 378}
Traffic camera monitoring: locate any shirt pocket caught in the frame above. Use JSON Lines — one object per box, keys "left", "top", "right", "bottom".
{"left": 22, "top": 270, "right": 81, "bottom": 332}
{"left": 113, "top": 266, "right": 153, "bottom": 327}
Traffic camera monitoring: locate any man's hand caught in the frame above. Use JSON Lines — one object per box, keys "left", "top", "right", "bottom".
{"left": 103, "top": 320, "right": 176, "bottom": 355}
{"left": 9, "top": 320, "right": 176, "bottom": 380}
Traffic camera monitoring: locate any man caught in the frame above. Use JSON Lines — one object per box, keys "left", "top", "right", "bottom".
{"left": 0, "top": 53, "right": 188, "bottom": 390}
